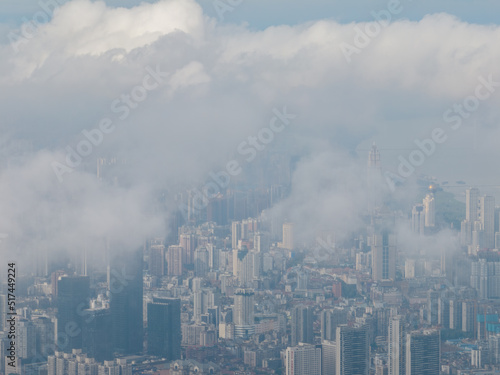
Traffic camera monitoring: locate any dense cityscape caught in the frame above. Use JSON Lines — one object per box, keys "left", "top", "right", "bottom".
{"left": 1, "top": 1, "right": 500, "bottom": 375}
{"left": 1, "top": 143, "right": 500, "bottom": 375}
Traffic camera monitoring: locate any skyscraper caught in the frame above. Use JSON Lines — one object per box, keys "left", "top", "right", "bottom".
{"left": 109, "top": 249, "right": 143, "bottom": 355}
{"left": 233, "top": 288, "right": 255, "bottom": 337}
{"left": 479, "top": 195, "right": 495, "bottom": 249}
{"left": 82, "top": 308, "right": 113, "bottom": 362}
{"left": 336, "top": 324, "right": 369, "bottom": 375}
{"left": 282, "top": 222, "right": 294, "bottom": 250}
{"left": 405, "top": 329, "right": 440, "bottom": 375}
{"left": 292, "top": 305, "right": 314, "bottom": 346}
{"left": 423, "top": 193, "right": 435, "bottom": 228}
{"left": 147, "top": 298, "right": 181, "bottom": 361}
{"left": 320, "top": 308, "right": 347, "bottom": 341}
{"left": 56, "top": 275, "right": 90, "bottom": 352}
{"left": 232, "top": 221, "right": 242, "bottom": 249}
{"left": 149, "top": 244, "right": 165, "bottom": 277}
{"left": 321, "top": 340, "right": 336, "bottom": 375}
{"left": 388, "top": 315, "right": 406, "bottom": 375}
{"left": 285, "top": 343, "right": 322, "bottom": 375}
{"left": 167, "top": 245, "right": 184, "bottom": 276}
{"left": 371, "top": 231, "right": 397, "bottom": 281}
{"left": 411, "top": 204, "right": 425, "bottom": 236}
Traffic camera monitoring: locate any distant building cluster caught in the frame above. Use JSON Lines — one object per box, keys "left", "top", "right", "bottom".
{"left": 3, "top": 145, "right": 500, "bottom": 375}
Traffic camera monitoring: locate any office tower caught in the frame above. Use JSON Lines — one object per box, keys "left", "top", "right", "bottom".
{"left": 479, "top": 195, "right": 495, "bottom": 249}
{"left": 411, "top": 204, "right": 425, "bottom": 236}
{"left": 388, "top": 315, "right": 406, "bottom": 375}
{"left": 285, "top": 343, "right": 322, "bottom": 375}
{"left": 233, "top": 248, "right": 258, "bottom": 286}
{"left": 109, "top": 249, "right": 143, "bottom": 355}
{"left": 149, "top": 244, "right": 165, "bottom": 277}
{"left": 167, "top": 245, "right": 184, "bottom": 276}
{"left": 51, "top": 270, "right": 66, "bottom": 300}
{"left": 427, "top": 290, "right": 439, "bottom": 325}
{"left": 462, "top": 300, "right": 476, "bottom": 334}
{"left": 321, "top": 308, "right": 347, "bottom": 341}
{"left": 17, "top": 319, "right": 36, "bottom": 359}
{"left": 423, "top": 193, "right": 435, "bottom": 227}
{"left": 0, "top": 293, "right": 6, "bottom": 332}
{"left": 367, "top": 143, "right": 382, "bottom": 208}
{"left": 33, "top": 316, "right": 55, "bottom": 359}
{"left": 82, "top": 308, "right": 113, "bottom": 362}
{"left": 449, "top": 298, "right": 462, "bottom": 330}
{"left": 336, "top": 324, "right": 369, "bottom": 375}
{"left": 405, "top": 329, "right": 440, "bottom": 375}
{"left": 56, "top": 275, "right": 90, "bottom": 352}
{"left": 232, "top": 221, "right": 242, "bottom": 249}
{"left": 371, "top": 231, "right": 397, "bottom": 281}
{"left": 438, "top": 297, "right": 450, "bottom": 328}
{"left": 180, "top": 233, "right": 196, "bottom": 264}
{"left": 292, "top": 306, "right": 314, "bottom": 346}
{"left": 282, "top": 222, "right": 294, "bottom": 250}
{"left": 233, "top": 289, "right": 255, "bottom": 337}
{"left": 147, "top": 298, "right": 181, "bottom": 361}
{"left": 322, "top": 340, "right": 336, "bottom": 375}
{"left": 194, "top": 247, "right": 209, "bottom": 277}
{"left": 467, "top": 188, "right": 480, "bottom": 222}
{"left": 207, "top": 244, "right": 219, "bottom": 271}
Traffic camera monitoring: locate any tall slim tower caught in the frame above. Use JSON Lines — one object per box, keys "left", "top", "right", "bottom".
{"left": 371, "top": 231, "right": 397, "bottom": 281}
{"left": 147, "top": 298, "right": 181, "bottom": 361}
{"left": 56, "top": 275, "right": 90, "bottom": 352}
{"left": 411, "top": 205, "right": 425, "bottom": 236}
{"left": 405, "top": 329, "right": 440, "bottom": 375}
{"left": 232, "top": 221, "right": 242, "bottom": 249}
{"left": 109, "top": 249, "right": 143, "bottom": 355}
{"left": 479, "top": 195, "right": 495, "bottom": 249}
{"left": 292, "top": 306, "right": 314, "bottom": 346}
{"left": 282, "top": 222, "right": 294, "bottom": 250}
{"left": 336, "top": 324, "right": 369, "bottom": 375}
{"left": 388, "top": 315, "right": 406, "bottom": 375}
{"left": 423, "top": 193, "right": 435, "bottom": 228}
{"left": 233, "top": 288, "right": 255, "bottom": 337}
{"left": 367, "top": 143, "right": 382, "bottom": 208}
{"left": 285, "top": 343, "right": 322, "bottom": 375}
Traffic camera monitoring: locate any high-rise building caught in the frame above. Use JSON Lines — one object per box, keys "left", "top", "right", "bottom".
{"left": 167, "top": 245, "right": 184, "bottom": 276}
{"left": 147, "top": 298, "right": 181, "bottom": 361}
{"left": 367, "top": 143, "right": 382, "bottom": 208}
{"left": 82, "top": 308, "right": 113, "bottom": 362}
{"left": 423, "top": 193, "right": 435, "bottom": 228}
{"left": 292, "top": 306, "right": 314, "bottom": 346}
{"left": 149, "top": 244, "right": 165, "bottom": 277}
{"left": 282, "top": 223, "right": 294, "bottom": 250}
{"left": 321, "top": 340, "right": 336, "bottom": 375}
{"left": 17, "top": 319, "right": 36, "bottom": 359}
{"left": 320, "top": 308, "right": 347, "bottom": 341}
{"left": 371, "top": 232, "right": 397, "bottom": 281}
{"left": 232, "top": 221, "right": 242, "bottom": 249}
{"left": 56, "top": 275, "right": 90, "bottom": 352}
{"left": 33, "top": 316, "right": 55, "bottom": 359}
{"left": 179, "top": 233, "right": 196, "bottom": 265}
{"left": 194, "top": 247, "right": 209, "bottom": 277}
{"left": 479, "top": 195, "right": 495, "bottom": 249}
{"left": 336, "top": 324, "right": 369, "bottom": 375}
{"left": 285, "top": 343, "right": 322, "bottom": 375}
{"left": 233, "top": 289, "right": 255, "bottom": 337}
{"left": 109, "top": 249, "right": 143, "bottom": 355}
{"left": 388, "top": 315, "right": 406, "bottom": 375}
{"left": 411, "top": 204, "right": 425, "bottom": 236}
{"left": 405, "top": 329, "right": 440, "bottom": 375}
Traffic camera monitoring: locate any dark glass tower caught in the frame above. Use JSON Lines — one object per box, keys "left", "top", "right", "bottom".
{"left": 82, "top": 308, "right": 113, "bottom": 362}
{"left": 56, "top": 275, "right": 90, "bottom": 352}
{"left": 109, "top": 249, "right": 144, "bottom": 355}
{"left": 147, "top": 297, "right": 181, "bottom": 360}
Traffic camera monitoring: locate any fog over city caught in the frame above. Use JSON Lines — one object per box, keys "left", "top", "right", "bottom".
{"left": 0, "top": 1, "right": 499, "bottom": 374}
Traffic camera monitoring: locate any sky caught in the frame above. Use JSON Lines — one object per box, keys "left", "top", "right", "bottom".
{"left": 0, "top": 0, "right": 499, "bottom": 264}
